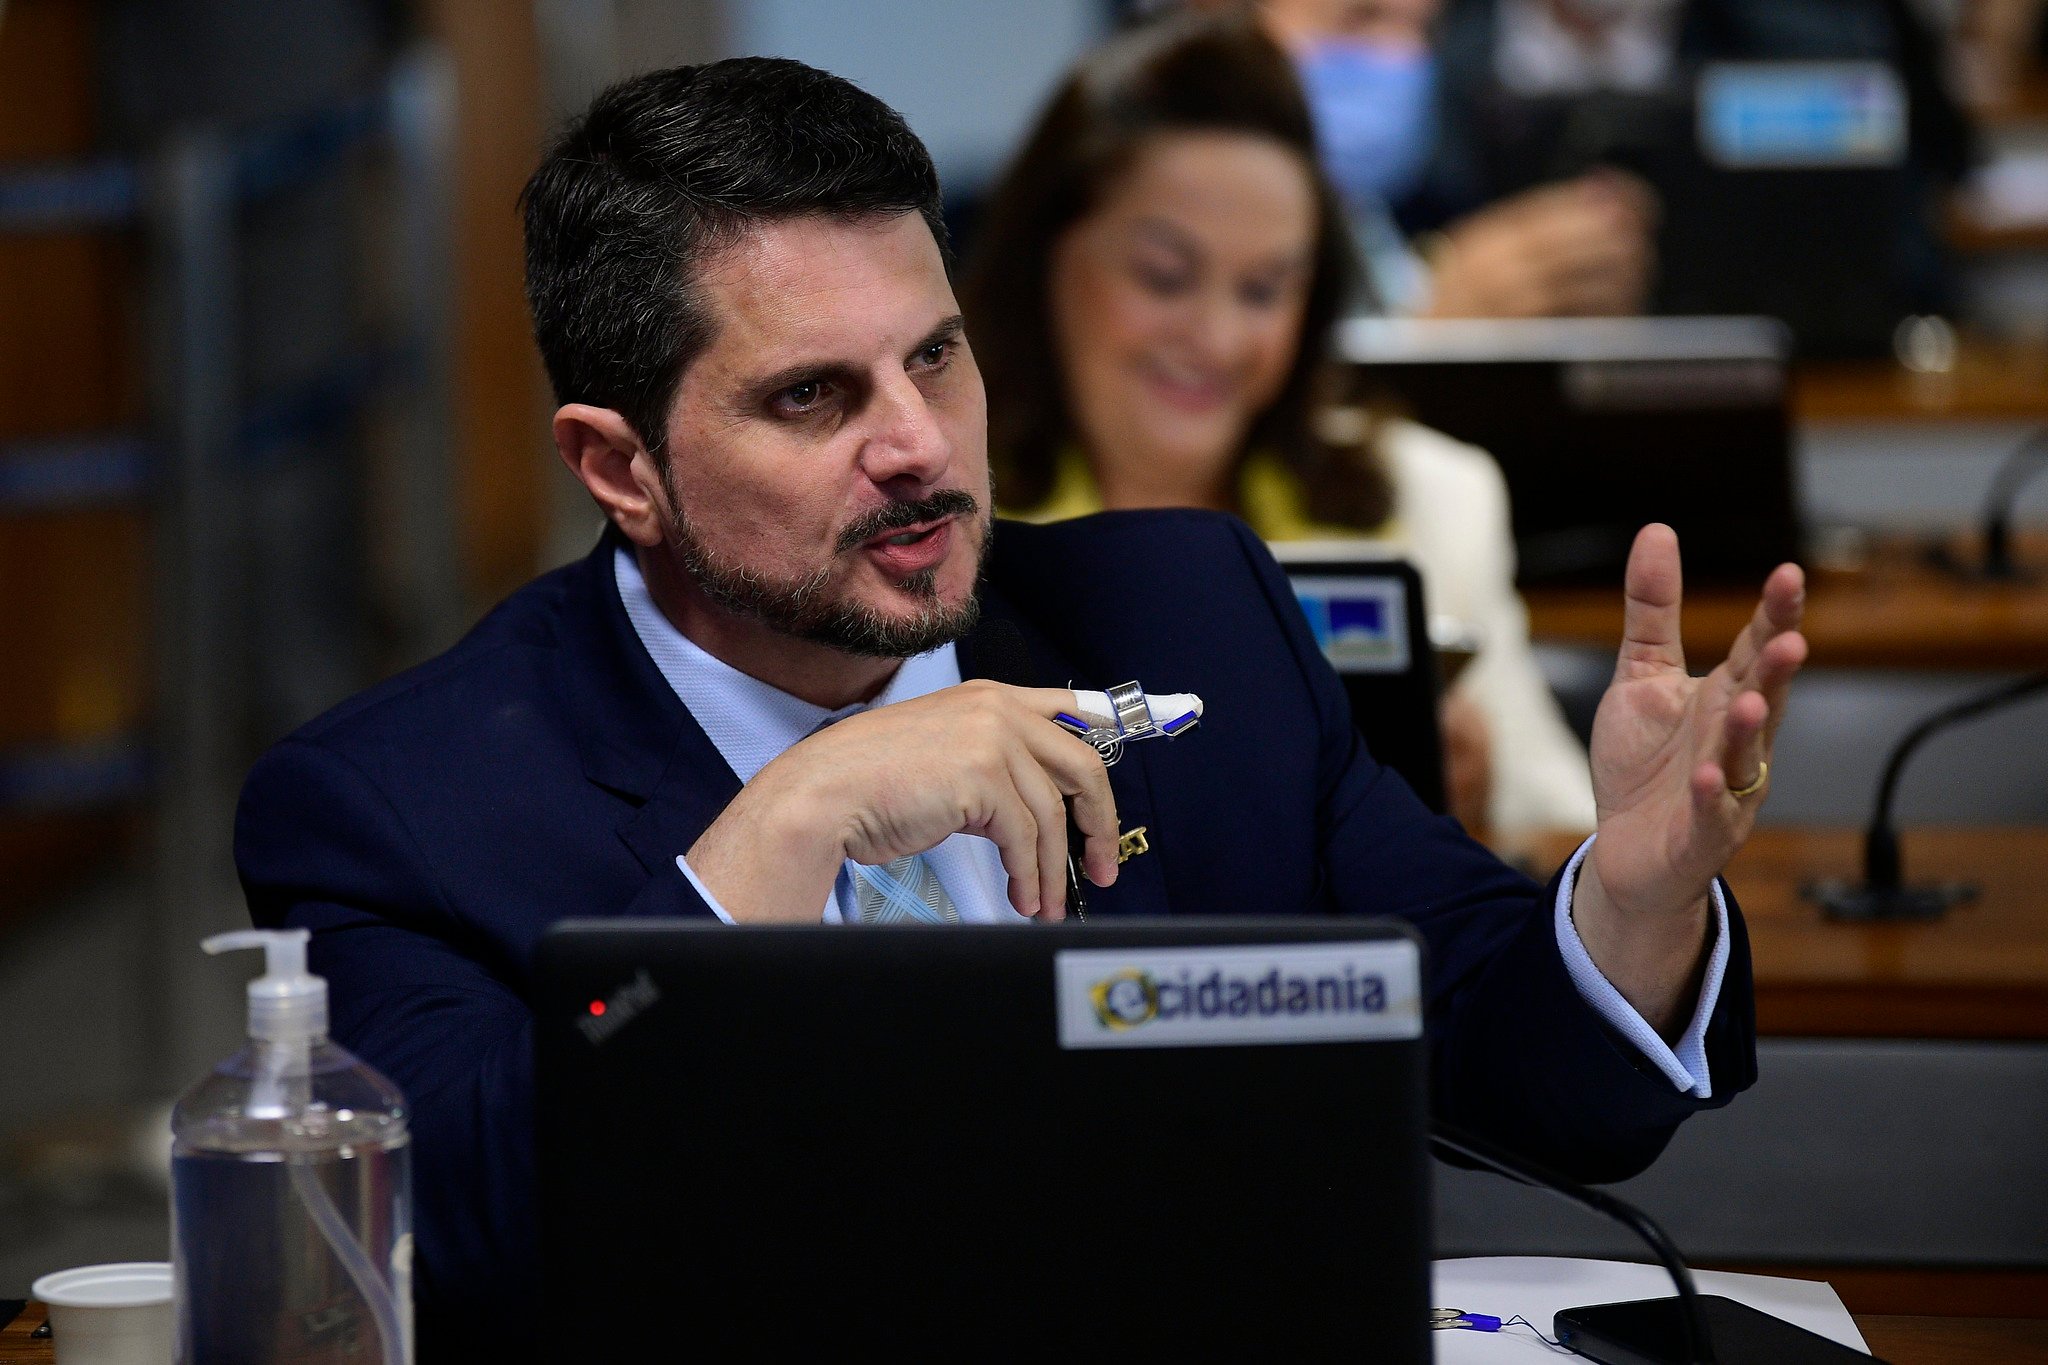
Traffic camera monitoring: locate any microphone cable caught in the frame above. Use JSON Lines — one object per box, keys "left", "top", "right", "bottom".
{"left": 1430, "top": 1119, "right": 1715, "bottom": 1364}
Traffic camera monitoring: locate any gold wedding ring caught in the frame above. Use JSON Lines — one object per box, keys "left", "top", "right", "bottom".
{"left": 1727, "top": 759, "right": 1769, "bottom": 800}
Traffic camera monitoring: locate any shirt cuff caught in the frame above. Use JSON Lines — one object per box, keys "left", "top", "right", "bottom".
{"left": 675, "top": 854, "right": 738, "bottom": 926}
{"left": 1553, "top": 835, "right": 1729, "bottom": 1099}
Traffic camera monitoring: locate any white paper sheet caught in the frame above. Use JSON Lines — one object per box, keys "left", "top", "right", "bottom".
{"left": 1430, "top": 1256, "right": 1867, "bottom": 1362}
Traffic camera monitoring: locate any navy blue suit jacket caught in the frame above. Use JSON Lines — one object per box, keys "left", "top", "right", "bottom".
{"left": 236, "top": 511, "right": 1755, "bottom": 1337}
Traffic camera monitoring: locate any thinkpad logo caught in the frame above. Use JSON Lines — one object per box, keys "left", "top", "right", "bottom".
{"left": 577, "top": 969, "right": 661, "bottom": 1045}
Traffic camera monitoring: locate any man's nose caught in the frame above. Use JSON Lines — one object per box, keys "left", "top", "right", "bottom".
{"left": 858, "top": 374, "right": 952, "bottom": 490}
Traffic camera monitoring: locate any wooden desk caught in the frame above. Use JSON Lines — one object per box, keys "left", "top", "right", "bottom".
{"left": 1519, "top": 827, "right": 2048, "bottom": 1040}
{"left": 1524, "top": 539, "right": 2048, "bottom": 671}
{"left": 1794, "top": 341, "right": 2048, "bottom": 424}
{"left": 1860, "top": 1315, "right": 2048, "bottom": 1362}
{"left": 4, "top": 1301, "right": 2041, "bottom": 1363}
{"left": 0, "top": 1307, "right": 38, "bottom": 1365}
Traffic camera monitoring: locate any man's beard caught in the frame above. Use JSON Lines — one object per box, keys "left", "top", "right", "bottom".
{"left": 663, "top": 486, "right": 990, "bottom": 659}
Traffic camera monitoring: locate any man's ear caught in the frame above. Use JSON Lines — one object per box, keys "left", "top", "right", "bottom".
{"left": 552, "top": 404, "right": 671, "bottom": 548}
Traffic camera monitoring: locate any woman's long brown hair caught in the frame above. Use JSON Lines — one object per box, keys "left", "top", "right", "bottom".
{"left": 959, "top": 12, "right": 1392, "bottom": 528}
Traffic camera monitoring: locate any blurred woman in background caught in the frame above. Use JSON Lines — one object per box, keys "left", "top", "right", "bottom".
{"left": 961, "top": 12, "right": 1596, "bottom": 834}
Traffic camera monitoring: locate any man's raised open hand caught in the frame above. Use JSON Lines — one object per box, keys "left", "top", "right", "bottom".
{"left": 1571, "top": 524, "right": 1808, "bottom": 1034}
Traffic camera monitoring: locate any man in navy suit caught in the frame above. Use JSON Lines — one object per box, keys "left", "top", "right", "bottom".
{"left": 235, "top": 56, "right": 1807, "bottom": 1345}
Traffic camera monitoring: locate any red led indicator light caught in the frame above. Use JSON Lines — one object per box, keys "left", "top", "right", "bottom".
{"left": 588, "top": 1000, "right": 607, "bottom": 1017}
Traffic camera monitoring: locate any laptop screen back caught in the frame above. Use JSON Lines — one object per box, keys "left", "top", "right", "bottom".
{"left": 536, "top": 918, "right": 1433, "bottom": 1357}
{"left": 1274, "top": 546, "right": 1445, "bottom": 812}
{"left": 1338, "top": 316, "right": 1799, "bottom": 587}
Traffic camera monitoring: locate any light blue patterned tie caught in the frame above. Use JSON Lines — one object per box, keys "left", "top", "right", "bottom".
{"left": 851, "top": 854, "right": 958, "bottom": 924}
{"left": 807, "top": 709, "right": 959, "bottom": 924}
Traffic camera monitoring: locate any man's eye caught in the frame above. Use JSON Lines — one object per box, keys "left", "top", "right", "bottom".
{"left": 915, "top": 341, "right": 950, "bottom": 368}
{"left": 773, "top": 379, "right": 831, "bottom": 416}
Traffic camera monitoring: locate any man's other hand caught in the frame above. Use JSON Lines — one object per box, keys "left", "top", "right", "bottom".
{"left": 1575, "top": 524, "right": 1807, "bottom": 1035}
{"left": 685, "top": 681, "right": 1122, "bottom": 924}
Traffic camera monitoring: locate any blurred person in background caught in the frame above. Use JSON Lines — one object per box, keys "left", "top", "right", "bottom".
{"left": 1250, "top": 0, "right": 1659, "bottom": 317}
{"left": 961, "top": 13, "right": 1598, "bottom": 834}
{"left": 1399, "top": 0, "right": 1976, "bottom": 313}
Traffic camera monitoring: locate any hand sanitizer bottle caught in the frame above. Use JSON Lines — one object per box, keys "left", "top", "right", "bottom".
{"left": 171, "top": 929, "right": 412, "bottom": 1363}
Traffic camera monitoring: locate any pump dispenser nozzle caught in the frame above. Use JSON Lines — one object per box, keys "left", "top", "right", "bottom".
{"left": 204, "top": 928, "right": 330, "bottom": 1044}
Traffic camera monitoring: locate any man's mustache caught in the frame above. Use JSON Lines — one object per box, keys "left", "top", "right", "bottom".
{"left": 835, "top": 489, "right": 981, "bottom": 554}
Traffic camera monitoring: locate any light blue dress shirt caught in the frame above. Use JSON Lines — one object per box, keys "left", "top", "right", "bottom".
{"left": 616, "top": 547, "right": 1728, "bottom": 1096}
{"left": 614, "top": 549, "right": 1018, "bottom": 928}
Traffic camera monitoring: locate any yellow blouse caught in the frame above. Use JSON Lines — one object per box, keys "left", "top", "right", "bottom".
{"left": 1004, "top": 446, "right": 1399, "bottom": 544}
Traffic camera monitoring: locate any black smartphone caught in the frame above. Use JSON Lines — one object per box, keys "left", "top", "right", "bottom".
{"left": 1554, "top": 1294, "right": 1888, "bottom": 1365}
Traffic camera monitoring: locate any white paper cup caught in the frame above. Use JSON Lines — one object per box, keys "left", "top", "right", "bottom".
{"left": 30, "top": 1263, "right": 173, "bottom": 1365}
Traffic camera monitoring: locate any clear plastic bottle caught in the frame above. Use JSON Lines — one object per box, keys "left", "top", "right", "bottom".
{"left": 171, "top": 929, "right": 413, "bottom": 1364}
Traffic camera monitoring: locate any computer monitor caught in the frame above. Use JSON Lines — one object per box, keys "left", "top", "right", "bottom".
{"left": 1337, "top": 315, "right": 1800, "bottom": 587}
{"left": 1270, "top": 545, "right": 1446, "bottom": 813}
{"left": 1461, "top": 62, "right": 1927, "bottom": 357}
{"left": 536, "top": 918, "right": 1432, "bottom": 1357}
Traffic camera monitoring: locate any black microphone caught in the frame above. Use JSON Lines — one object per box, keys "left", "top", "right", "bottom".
{"left": 1430, "top": 1120, "right": 1715, "bottom": 1365}
{"left": 1804, "top": 670, "right": 2048, "bottom": 921}
{"left": 1929, "top": 428, "right": 2047, "bottom": 581}
{"left": 1980, "top": 430, "right": 2048, "bottom": 581}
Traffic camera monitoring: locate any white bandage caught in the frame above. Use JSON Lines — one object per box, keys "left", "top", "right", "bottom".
{"left": 1068, "top": 690, "right": 1203, "bottom": 732}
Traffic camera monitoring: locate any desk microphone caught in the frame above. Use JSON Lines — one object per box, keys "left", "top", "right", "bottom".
{"left": 1804, "top": 670, "right": 2048, "bottom": 921}
{"left": 1429, "top": 1120, "right": 1715, "bottom": 1364}
{"left": 1979, "top": 430, "right": 2047, "bottom": 580}
{"left": 1930, "top": 428, "right": 2046, "bottom": 581}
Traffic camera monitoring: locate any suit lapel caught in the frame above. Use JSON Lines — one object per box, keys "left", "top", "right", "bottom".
{"left": 555, "top": 530, "right": 743, "bottom": 880}
{"left": 613, "top": 740, "right": 742, "bottom": 884}
{"left": 560, "top": 535, "right": 1178, "bottom": 914}
{"left": 958, "top": 592, "right": 1173, "bottom": 919}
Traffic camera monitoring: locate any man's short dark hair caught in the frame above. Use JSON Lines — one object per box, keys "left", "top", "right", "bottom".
{"left": 520, "top": 58, "right": 949, "bottom": 455}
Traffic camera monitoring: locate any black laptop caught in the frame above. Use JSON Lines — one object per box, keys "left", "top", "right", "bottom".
{"left": 536, "top": 919, "right": 1432, "bottom": 1357}
{"left": 1338, "top": 315, "right": 1800, "bottom": 586}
